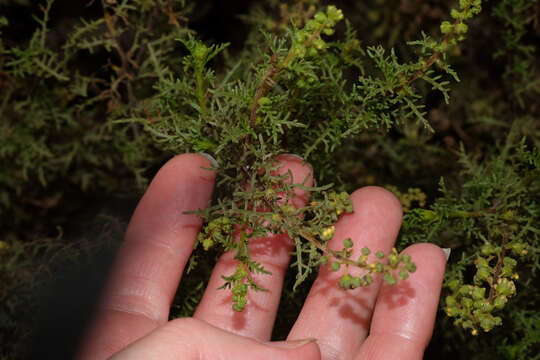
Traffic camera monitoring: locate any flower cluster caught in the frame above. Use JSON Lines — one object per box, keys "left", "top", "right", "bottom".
{"left": 440, "top": 0, "right": 482, "bottom": 40}
{"left": 444, "top": 239, "right": 527, "bottom": 334}
{"left": 327, "top": 246, "right": 417, "bottom": 290}
{"left": 290, "top": 5, "right": 343, "bottom": 59}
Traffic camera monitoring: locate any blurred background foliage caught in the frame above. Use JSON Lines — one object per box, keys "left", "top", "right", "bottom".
{"left": 0, "top": 0, "right": 538, "bottom": 359}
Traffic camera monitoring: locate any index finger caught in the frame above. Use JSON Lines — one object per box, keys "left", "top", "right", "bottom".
{"left": 77, "top": 153, "right": 216, "bottom": 359}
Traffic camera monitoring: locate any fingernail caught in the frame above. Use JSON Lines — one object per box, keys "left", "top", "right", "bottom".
{"left": 199, "top": 152, "right": 218, "bottom": 168}
{"left": 442, "top": 248, "right": 451, "bottom": 261}
{"left": 280, "top": 153, "right": 305, "bottom": 161}
{"left": 266, "top": 338, "right": 318, "bottom": 349}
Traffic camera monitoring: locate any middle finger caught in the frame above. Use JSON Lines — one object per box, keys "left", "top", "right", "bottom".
{"left": 287, "top": 186, "right": 403, "bottom": 360}
{"left": 194, "top": 154, "right": 313, "bottom": 341}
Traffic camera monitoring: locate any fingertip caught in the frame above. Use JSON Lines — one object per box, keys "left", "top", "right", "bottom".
{"left": 127, "top": 153, "right": 216, "bottom": 237}
{"left": 401, "top": 243, "right": 448, "bottom": 279}
{"left": 160, "top": 153, "right": 217, "bottom": 183}
{"left": 366, "top": 243, "right": 447, "bottom": 355}
{"left": 350, "top": 186, "right": 403, "bottom": 224}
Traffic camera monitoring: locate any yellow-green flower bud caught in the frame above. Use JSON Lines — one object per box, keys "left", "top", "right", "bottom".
{"left": 447, "top": 279, "right": 461, "bottom": 291}
{"left": 327, "top": 5, "right": 344, "bottom": 21}
{"left": 446, "top": 295, "right": 457, "bottom": 307}
{"left": 462, "top": 297, "right": 473, "bottom": 308}
{"left": 339, "top": 274, "right": 353, "bottom": 289}
{"left": 493, "top": 295, "right": 507, "bottom": 309}
{"left": 323, "top": 27, "right": 335, "bottom": 36}
{"left": 472, "top": 286, "right": 486, "bottom": 300}
{"left": 495, "top": 278, "right": 515, "bottom": 296}
{"left": 202, "top": 237, "right": 214, "bottom": 250}
{"left": 314, "top": 11, "right": 327, "bottom": 23}
{"left": 398, "top": 270, "right": 409, "bottom": 280}
{"left": 330, "top": 261, "right": 340, "bottom": 271}
{"left": 440, "top": 21, "right": 453, "bottom": 35}
{"left": 321, "top": 225, "right": 335, "bottom": 240}
{"left": 455, "top": 22, "right": 468, "bottom": 35}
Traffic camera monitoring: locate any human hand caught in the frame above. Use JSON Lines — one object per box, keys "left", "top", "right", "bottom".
{"left": 76, "top": 153, "right": 447, "bottom": 360}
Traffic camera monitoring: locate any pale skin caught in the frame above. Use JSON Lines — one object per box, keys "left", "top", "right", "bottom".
{"left": 76, "top": 153, "right": 447, "bottom": 360}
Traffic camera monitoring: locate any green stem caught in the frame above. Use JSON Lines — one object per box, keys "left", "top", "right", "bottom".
{"left": 196, "top": 65, "right": 206, "bottom": 112}
{"left": 248, "top": 22, "right": 327, "bottom": 129}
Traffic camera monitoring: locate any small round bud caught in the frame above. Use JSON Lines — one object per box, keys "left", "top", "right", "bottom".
{"left": 330, "top": 261, "right": 340, "bottom": 271}
{"left": 339, "top": 274, "right": 353, "bottom": 289}
{"left": 472, "top": 286, "right": 486, "bottom": 300}
{"left": 398, "top": 270, "right": 409, "bottom": 280}
{"left": 447, "top": 279, "right": 461, "bottom": 291}
{"left": 455, "top": 22, "right": 468, "bottom": 35}
{"left": 493, "top": 295, "right": 507, "bottom": 309}
{"left": 363, "top": 274, "right": 373, "bottom": 285}
{"left": 314, "top": 12, "right": 327, "bottom": 23}
{"left": 440, "top": 21, "right": 453, "bottom": 35}
{"left": 322, "top": 28, "right": 335, "bottom": 36}
{"left": 383, "top": 273, "right": 397, "bottom": 286}
{"left": 321, "top": 225, "right": 335, "bottom": 240}
{"left": 446, "top": 295, "right": 457, "bottom": 307}
{"left": 320, "top": 255, "right": 330, "bottom": 266}
{"left": 406, "top": 262, "right": 417, "bottom": 272}
{"left": 202, "top": 238, "right": 214, "bottom": 250}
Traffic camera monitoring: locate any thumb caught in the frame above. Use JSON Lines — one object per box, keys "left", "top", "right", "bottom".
{"left": 110, "top": 318, "right": 321, "bottom": 360}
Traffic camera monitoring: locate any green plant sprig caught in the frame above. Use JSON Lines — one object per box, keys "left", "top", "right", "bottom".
{"left": 400, "top": 131, "right": 539, "bottom": 335}
{"left": 444, "top": 231, "right": 527, "bottom": 335}
{"left": 345, "top": 0, "right": 483, "bottom": 132}
{"left": 248, "top": 5, "right": 344, "bottom": 135}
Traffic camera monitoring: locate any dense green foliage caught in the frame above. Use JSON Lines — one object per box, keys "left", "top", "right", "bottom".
{"left": 0, "top": 0, "right": 538, "bottom": 359}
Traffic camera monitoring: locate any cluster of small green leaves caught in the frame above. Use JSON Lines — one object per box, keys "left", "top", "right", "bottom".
{"left": 400, "top": 128, "right": 539, "bottom": 334}
{"left": 444, "top": 241, "right": 523, "bottom": 334}
{"left": 440, "top": 0, "right": 482, "bottom": 41}
{"left": 385, "top": 186, "right": 427, "bottom": 212}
